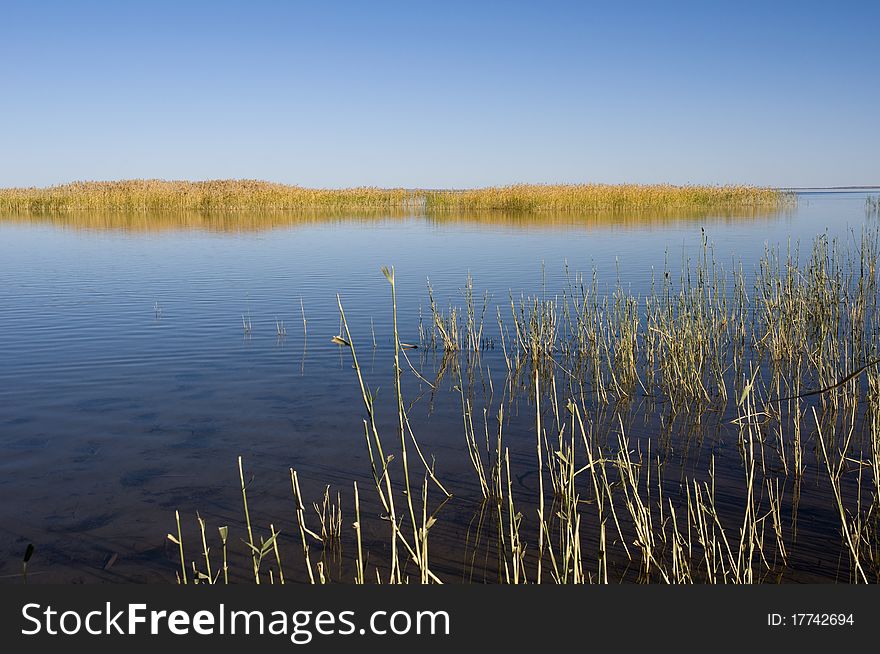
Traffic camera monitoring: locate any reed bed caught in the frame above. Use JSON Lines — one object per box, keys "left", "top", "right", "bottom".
{"left": 0, "top": 180, "right": 791, "bottom": 215}
{"left": 168, "top": 229, "right": 880, "bottom": 585}
{"left": 0, "top": 180, "right": 420, "bottom": 213}
{"left": 420, "top": 229, "right": 880, "bottom": 415}
{"left": 424, "top": 184, "right": 792, "bottom": 213}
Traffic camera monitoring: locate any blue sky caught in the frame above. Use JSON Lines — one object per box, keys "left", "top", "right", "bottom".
{"left": 2, "top": 1, "right": 878, "bottom": 188}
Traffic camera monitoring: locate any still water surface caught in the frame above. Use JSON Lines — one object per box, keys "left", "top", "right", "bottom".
{"left": 0, "top": 192, "right": 874, "bottom": 582}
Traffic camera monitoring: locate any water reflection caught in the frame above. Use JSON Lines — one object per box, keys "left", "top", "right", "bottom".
{"left": 0, "top": 203, "right": 789, "bottom": 233}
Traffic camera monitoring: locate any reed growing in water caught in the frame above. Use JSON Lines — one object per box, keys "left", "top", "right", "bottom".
{"left": 0, "top": 179, "right": 790, "bottom": 214}
{"left": 168, "top": 229, "right": 879, "bottom": 585}
{"left": 424, "top": 183, "right": 791, "bottom": 212}
{"left": 868, "top": 195, "right": 880, "bottom": 216}
{"left": 0, "top": 180, "right": 420, "bottom": 213}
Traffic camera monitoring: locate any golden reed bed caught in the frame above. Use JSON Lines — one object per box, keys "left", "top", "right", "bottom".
{"left": 424, "top": 183, "right": 789, "bottom": 211}
{"left": 0, "top": 180, "right": 792, "bottom": 214}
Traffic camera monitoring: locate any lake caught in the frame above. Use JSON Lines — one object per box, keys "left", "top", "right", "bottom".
{"left": 1, "top": 191, "right": 877, "bottom": 583}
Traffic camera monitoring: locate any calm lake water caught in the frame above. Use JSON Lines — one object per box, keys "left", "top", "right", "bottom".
{"left": 0, "top": 191, "right": 876, "bottom": 583}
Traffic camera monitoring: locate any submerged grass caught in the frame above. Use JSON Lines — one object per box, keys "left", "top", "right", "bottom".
{"left": 0, "top": 179, "right": 791, "bottom": 215}
{"left": 168, "top": 228, "right": 880, "bottom": 585}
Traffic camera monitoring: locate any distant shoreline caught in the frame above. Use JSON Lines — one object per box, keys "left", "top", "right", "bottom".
{"left": 782, "top": 186, "right": 880, "bottom": 191}
{"left": 0, "top": 180, "right": 792, "bottom": 213}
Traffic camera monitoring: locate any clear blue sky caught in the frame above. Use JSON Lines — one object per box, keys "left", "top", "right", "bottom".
{"left": 2, "top": 1, "right": 878, "bottom": 188}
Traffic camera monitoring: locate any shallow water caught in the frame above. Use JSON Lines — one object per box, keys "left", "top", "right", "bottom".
{"left": 0, "top": 192, "right": 876, "bottom": 583}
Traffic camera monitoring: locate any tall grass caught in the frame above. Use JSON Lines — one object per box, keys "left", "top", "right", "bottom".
{"left": 169, "top": 229, "right": 879, "bottom": 585}
{"left": 0, "top": 179, "right": 791, "bottom": 214}
{"left": 0, "top": 180, "right": 420, "bottom": 213}
{"left": 425, "top": 183, "right": 792, "bottom": 212}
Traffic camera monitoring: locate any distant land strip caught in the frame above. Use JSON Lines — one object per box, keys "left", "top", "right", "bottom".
{"left": 0, "top": 180, "right": 795, "bottom": 213}
{"left": 781, "top": 185, "right": 880, "bottom": 191}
